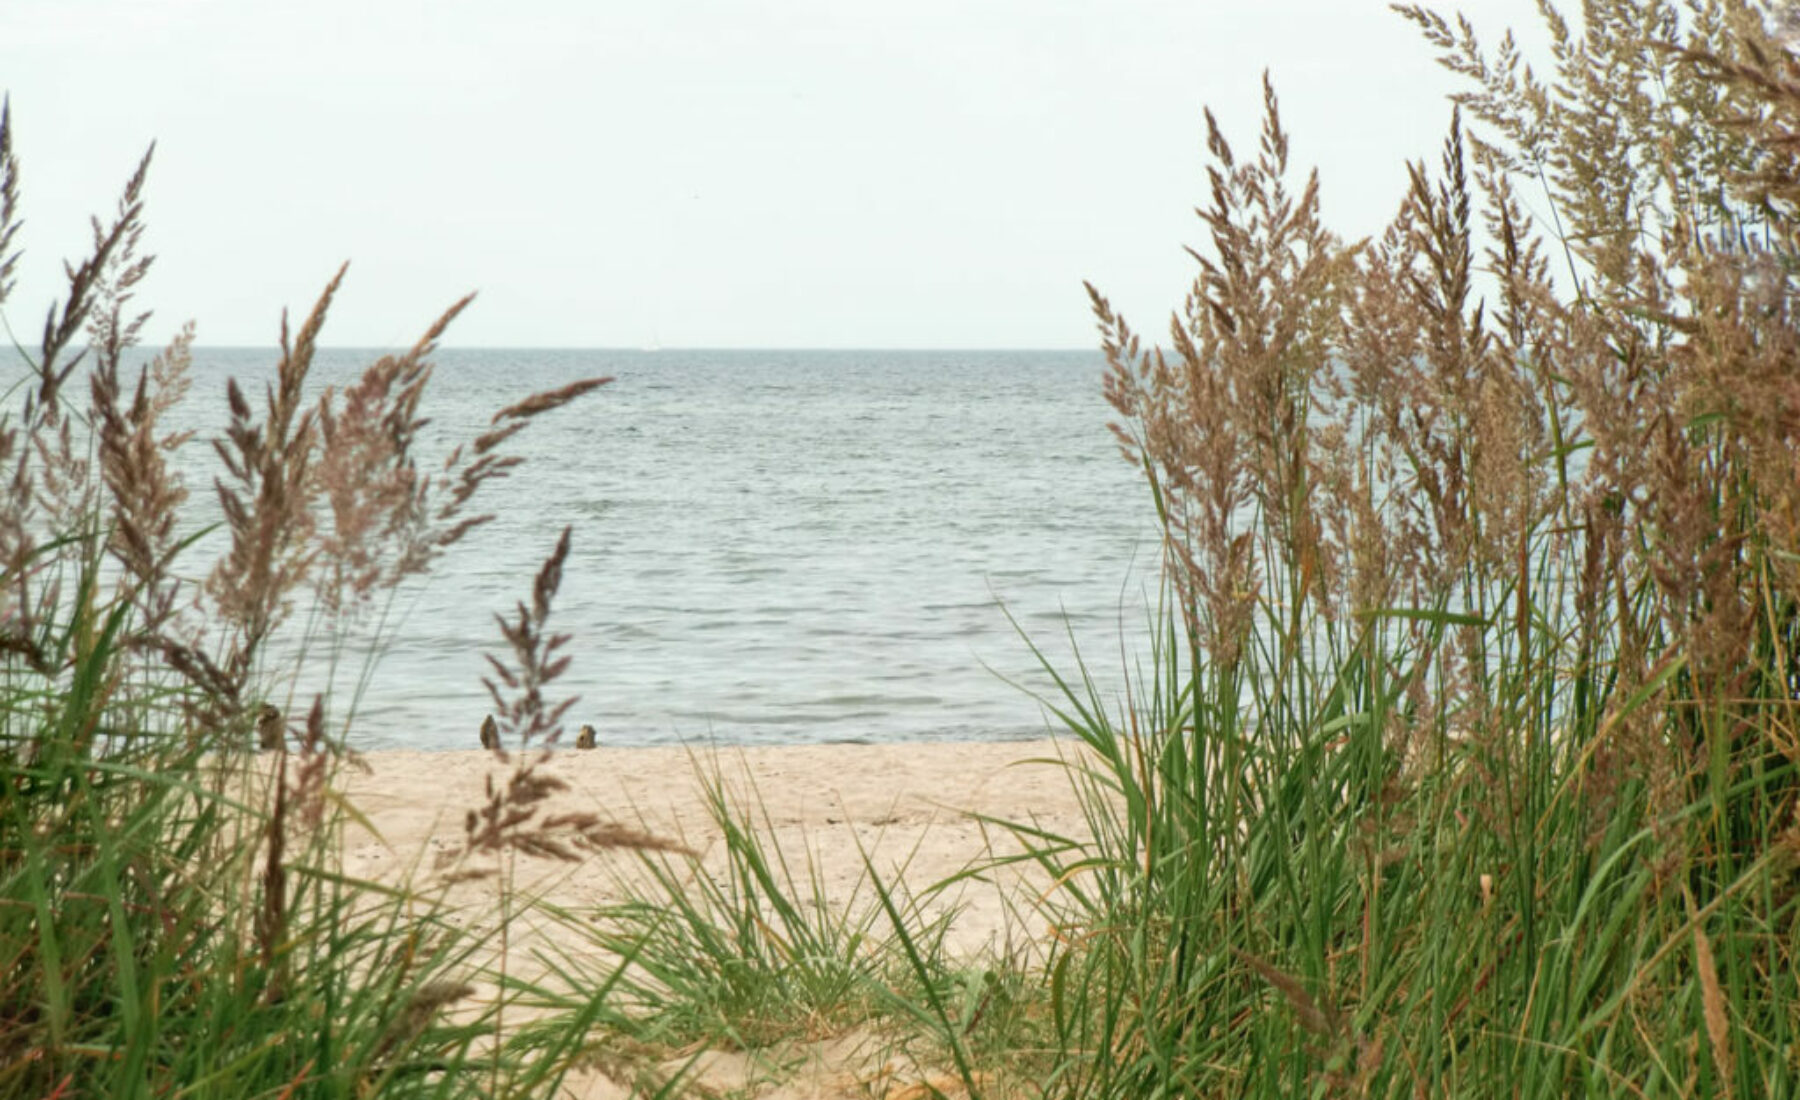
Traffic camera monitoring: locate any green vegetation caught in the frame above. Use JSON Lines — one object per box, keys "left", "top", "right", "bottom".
{"left": 0, "top": 97, "right": 625, "bottom": 1096}
{"left": 960, "top": 2, "right": 1800, "bottom": 1094}
{"left": 10, "top": 1, "right": 1800, "bottom": 1097}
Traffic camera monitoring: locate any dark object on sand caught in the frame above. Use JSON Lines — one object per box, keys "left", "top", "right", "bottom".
{"left": 576, "top": 724, "right": 597, "bottom": 749}
{"left": 258, "top": 704, "right": 285, "bottom": 752}
{"left": 479, "top": 714, "right": 500, "bottom": 750}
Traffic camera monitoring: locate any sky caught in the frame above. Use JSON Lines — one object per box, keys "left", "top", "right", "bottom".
{"left": 5, "top": 0, "right": 1535, "bottom": 349}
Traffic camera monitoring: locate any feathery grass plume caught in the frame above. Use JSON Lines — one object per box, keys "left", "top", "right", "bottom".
{"left": 309, "top": 298, "right": 468, "bottom": 615}
{"left": 1, "top": 142, "right": 157, "bottom": 682}
{"left": 442, "top": 527, "right": 682, "bottom": 1094}
{"left": 1097, "top": 76, "right": 1349, "bottom": 669}
{"left": 83, "top": 143, "right": 156, "bottom": 379}
{"left": 91, "top": 323, "right": 194, "bottom": 642}
{"left": 426, "top": 375, "right": 615, "bottom": 557}
{"left": 951, "top": 4, "right": 1800, "bottom": 1096}
{"left": 1327, "top": 202, "right": 1436, "bottom": 622}
{"left": 204, "top": 267, "right": 334, "bottom": 706}
{"left": 307, "top": 300, "right": 610, "bottom": 614}
{"left": 1, "top": 103, "right": 623, "bottom": 1098}
{"left": 484, "top": 524, "right": 577, "bottom": 756}
{"left": 0, "top": 97, "right": 18, "bottom": 304}
{"left": 451, "top": 526, "right": 683, "bottom": 865}
{"left": 286, "top": 300, "right": 615, "bottom": 622}
{"left": 1093, "top": 282, "right": 1256, "bottom": 673}
{"left": 27, "top": 144, "right": 154, "bottom": 426}
{"left": 197, "top": 268, "right": 611, "bottom": 726}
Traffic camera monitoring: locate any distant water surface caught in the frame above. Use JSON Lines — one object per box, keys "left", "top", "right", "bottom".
{"left": 57, "top": 348, "right": 1165, "bottom": 749}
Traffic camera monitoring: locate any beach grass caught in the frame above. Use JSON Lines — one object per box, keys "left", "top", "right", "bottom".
{"left": 11, "top": 2, "right": 1800, "bottom": 1097}
{"left": 879, "top": 4, "right": 1800, "bottom": 1095}
{"left": 839, "top": 3, "right": 1800, "bottom": 1095}
{"left": 0, "top": 94, "right": 621, "bottom": 1095}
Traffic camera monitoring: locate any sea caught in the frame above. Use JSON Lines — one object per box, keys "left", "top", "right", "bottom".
{"left": 22, "top": 348, "right": 1167, "bottom": 750}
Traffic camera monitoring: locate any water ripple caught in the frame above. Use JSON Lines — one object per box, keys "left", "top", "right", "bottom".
{"left": 159, "top": 348, "right": 1160, "bottom": 749}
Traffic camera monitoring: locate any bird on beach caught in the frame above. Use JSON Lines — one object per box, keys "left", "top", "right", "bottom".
{"left": 576, "top": 724, "right": 597, "bottom": 749}
{"left": 479, "top": 714, "right": 500, "bottom": 750}
{"left": 257, "top": 704, "right": 285, "bottom": 752}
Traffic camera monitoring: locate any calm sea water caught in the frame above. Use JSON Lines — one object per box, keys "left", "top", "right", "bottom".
{"left": 46, "top": 348, "right": 1167, "bottom": 750}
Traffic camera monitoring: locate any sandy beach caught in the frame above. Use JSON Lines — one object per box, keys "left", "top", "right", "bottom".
{"left": 335, "top": 737, "right": 1097, "bottom": 1098}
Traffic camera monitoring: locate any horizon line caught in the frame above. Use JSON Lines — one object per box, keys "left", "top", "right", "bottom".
{"left": 174, "top": 344, "right": 1106, "bottom": 354}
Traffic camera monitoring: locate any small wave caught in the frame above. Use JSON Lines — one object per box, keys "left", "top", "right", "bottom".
{"left": 664, "top": 708, "right": 850, "bottom": 727}
{"left": 792, "top": 693, "right": 944, "bottom": 708}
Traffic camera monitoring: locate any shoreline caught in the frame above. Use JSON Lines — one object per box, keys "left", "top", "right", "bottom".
{"left": 333, "top": 736, "right": 1097, "bottom": 972}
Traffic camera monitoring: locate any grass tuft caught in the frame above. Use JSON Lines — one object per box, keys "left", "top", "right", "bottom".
{"left": 0, "top": 100, "right": 613, "bottom": 1097}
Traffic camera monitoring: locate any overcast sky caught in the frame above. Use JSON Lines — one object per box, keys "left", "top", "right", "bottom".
{"left": 6, "top": 1, "right": 1533, "bottom": 349}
